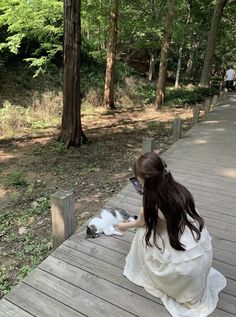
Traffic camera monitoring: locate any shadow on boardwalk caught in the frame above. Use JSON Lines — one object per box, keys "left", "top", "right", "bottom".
{"left": 0, "top": 93, "right": 236, "bottom": 317}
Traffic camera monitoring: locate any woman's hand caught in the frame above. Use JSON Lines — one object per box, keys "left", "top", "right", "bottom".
{"left": 116, "top": 222, "right": 128, "bottom": 231}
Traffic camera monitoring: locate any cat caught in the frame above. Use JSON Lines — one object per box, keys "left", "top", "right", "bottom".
{"left": 86, "top": 207, "right": 138, "bottom": 238}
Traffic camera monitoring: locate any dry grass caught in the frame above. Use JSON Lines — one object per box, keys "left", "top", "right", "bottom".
{"left": 0, "top": 92, "right": 62, "bottom": 138}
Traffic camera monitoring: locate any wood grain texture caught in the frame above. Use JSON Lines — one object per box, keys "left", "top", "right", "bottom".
{"left": 0, "top": 299, "right": 33, "bottom": 317}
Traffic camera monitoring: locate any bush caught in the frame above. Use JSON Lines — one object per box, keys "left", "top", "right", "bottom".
{"left": 136, "top": 85, "right": 211, "bottom": 107}
{"left": 2, "top": 170, "right": 28, "bottom": 188}
{"left": 0, "top": 91, "right": 62, "bottom": 138}
{"left": 0, "top": 101, "right": 28, "bottom": 137}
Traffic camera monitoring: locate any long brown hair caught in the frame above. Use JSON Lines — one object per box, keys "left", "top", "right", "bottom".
{"left": 134, "top": 152, "right": 204, "bottom": 251}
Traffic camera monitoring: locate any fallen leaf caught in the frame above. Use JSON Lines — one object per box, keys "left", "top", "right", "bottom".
{"left": 47, "top": 241, "right": 53, "bottom": 250}
{"left": 18, "top": 226, "right": 28, "bottom": 235}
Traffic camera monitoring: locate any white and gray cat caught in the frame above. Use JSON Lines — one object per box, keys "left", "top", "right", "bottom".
{"left": 86, "top": 207, "right": 138, "bottom": 238}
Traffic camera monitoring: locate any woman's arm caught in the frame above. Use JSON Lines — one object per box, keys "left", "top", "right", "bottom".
{"left": 117, "top": 207, "right": 145, "bottom": 231}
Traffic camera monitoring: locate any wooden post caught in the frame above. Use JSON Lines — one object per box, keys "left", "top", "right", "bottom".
{"left": 192, "top": 106, "right": 200, "bottom": 125}
{"left": 51, "top": 190, "right": 75, "bottom": 248}
{"left": 142, "top": 137, "right": 154, "bottom": 154}
{"left": 219, "top": 91, "right": 224, "bottom": 104}
{"left": 203, "top": 97, "right": 211, "bottom": 119}
{"left": 212, "top": 95, "right": 218, "bottom": 111}
{"left": 219, "top": 82, "right": 223, "bottom": 91}
{"left": 173, "top": 118, "right": 182, "bottom": 142}
{"left": 205, "top": 97, "right": 211, "bottom": 112}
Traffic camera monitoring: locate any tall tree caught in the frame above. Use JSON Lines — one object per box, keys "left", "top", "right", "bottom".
{"left": 61, "top": 0, "right": 87, "bottom": 147}
{"left": 103, "top": 0, "right": 119, "bottom": 109}
{"left": 155, "top": 0, "right": 176, "bottom": 110}
{"left": 200, "top": 0, "right": 229, "bottom": 86}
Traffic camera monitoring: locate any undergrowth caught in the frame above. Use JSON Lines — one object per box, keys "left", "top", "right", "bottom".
{"left": 0, "top": 61, "right": 212, "bottom": 140}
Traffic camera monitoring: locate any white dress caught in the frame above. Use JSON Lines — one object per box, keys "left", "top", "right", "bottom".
{"left": 124, "top": 222, "right": 226, "bottom": 317}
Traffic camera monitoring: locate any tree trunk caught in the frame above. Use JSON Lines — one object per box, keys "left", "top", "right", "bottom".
{"left": 175, "top": 45, "right": 183, "bottom": 88}
{"left": 103, "top": 0, "right": 119, "bottom": 109}
{"left": 199, "top": 0, "right": 229, "bottom": 86}
{"left": 148, "top": 51, "right": 156, "bottom": 81}
{"left": 61, "top": 0, "right": 87, "bottom": 147}
{"left": 185, "top": 40, "right": 199, "bottom": 80}
{"left": 155, "top": 0, "right": 176, "bottom": 110}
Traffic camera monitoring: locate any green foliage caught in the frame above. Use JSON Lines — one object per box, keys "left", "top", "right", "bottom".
{"left": 52, "top": 140, "right": 66, "bottom": 154}
{"left": 2, "top": 170, "right": 28, "bottom": 188}
{"left": 0, "top": 0, "right": 235, "bottom": 82}
{"left": 0, "top": 191, "right": 51, "bottom": 298}
{"left": 137, "top": 85, "right": 211, "bottom": 106}
{"left": 0, "top": 0, "right": 63, "bottom": 72}
{"left": 0, "top": 264, "right": 11, "bottom": 296}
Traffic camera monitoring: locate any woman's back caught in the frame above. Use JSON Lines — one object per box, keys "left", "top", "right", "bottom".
{"left": 122, "top": 152, "right": 226, "bottom": 317}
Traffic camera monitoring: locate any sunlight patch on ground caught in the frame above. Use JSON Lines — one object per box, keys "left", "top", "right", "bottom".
{"left": 0, "top": 187, "right": 8, "bottom": 200}
{"left": 0, "top": 152, "right": 16, "bottom": 162}
{"left": 221, "top": 104, "right": 233, "bottom": 109}
{"left": 215, "top": 128, "right": 225, "bottom": 131}
{"left": 219, "top": 168, "right": 236, "bottom": 179}
{"left": 194, "top": 139, "right": 207, "bottom": 144}
{"left": 202, "top": 120, "right": 220, "bottom": 124}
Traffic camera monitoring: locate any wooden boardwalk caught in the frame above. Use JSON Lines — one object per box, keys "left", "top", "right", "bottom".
{"left": 1, "top": 93, "right": 236, "bottom": 317}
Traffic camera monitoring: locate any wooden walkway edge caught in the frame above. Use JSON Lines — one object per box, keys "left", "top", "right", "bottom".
{"left": 1, "top": 93, "right": 236, "bottom": 317}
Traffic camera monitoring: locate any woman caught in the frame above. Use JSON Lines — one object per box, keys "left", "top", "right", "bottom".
{"left": 117, "top": 152, "right": 226, "bottom": 317}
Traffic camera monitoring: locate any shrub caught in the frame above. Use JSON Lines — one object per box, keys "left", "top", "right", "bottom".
{"left": 2, "top": 170, "right": 28, "bottom": 188}
{"left": 0, "top": 101, "right": 28, "bottom": 137}
{"left": 136, "top": 85, "right": 211, "bottom": 107}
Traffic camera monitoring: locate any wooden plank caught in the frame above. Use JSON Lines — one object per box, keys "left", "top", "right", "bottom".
{"left": 108, "top": 193, "right": 142, "bottom": 206}
{"left": 72, "top": 232, "right": 130, "bottom": 254}
{"left": 204, "top": 219, "right": 236, "bottom": 238}
{"left": 112, "top": 228, "right": 236, "bottom": 257}
{"left": 5, "top": 283, "right": 84, "bottom": 317}
{"left": 165, "top": 153, "right": 236, "bottom": 169}
{"left": 207, "top": 224, "right": 236, "bottom": 243}
{"left": 174, "top": 176, "right": 236, "bottom": 200}
{"left": 211, "top": 308, "right": 236, "bottom": 317}
{"left": 213, "top": 259, "right": 236, "bottom": 281}
{"left": 117, "top": 184, "right": 236, "bottom": 217}
{"left": 174, "top": 178, "right": 236, "bottom": 203}
{"left": 53, "top": 243, "right": 162, "bottom": 303}
{"left": 217, "top": 293, "right": 236, "bottom": 316}
{"left": 224, "top": 278, "right": 236, "bottom": 297}
{"left": 69, "top": 234, "right": 236, "bottom": 298}
{"left": 24, "top": 268, "right": 135, "bottom": 317}
{"left": 57, "top": 240, "right": 235, "bottom": 315}
{"left": 0, "top": 299, "right": 33, "bottom": 317}
{"left": 195, "top": 208, "right": 236, "bottom": 227}
{"left": 64, "top": 236, "right": 127, "bottom": 268}
{"left": 107, "top": 200, "right": 140, "bottom": 214}
{"left": 75, "top": 226, "right": 236, "bottom": 258}
{"left": 174, "top": 169, "right": 236, "bottom": 187}
{"left": 39, "top": 256, "right": 170, "bottom": 317}
{"left": 212, "top": 237, "right": 236, "bottom": 254}
{"left": 171, "top": 169, "right": 236, "bottom": 194}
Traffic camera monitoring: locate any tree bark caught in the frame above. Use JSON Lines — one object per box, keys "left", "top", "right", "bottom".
{"left": 155, "top": 0, "right": 176, "bottom": 110}
{"left": 148, "top": 51, "right": 156, "bottom": 81}
{"left": 61, "top": 0, "right": 87, "bottom": 147}
{"left": 185, "top": 40, "right": 199, "bottom": 80}
{"left": 199, "top": 0, "right": 229, "bottom": 86}
{"left": 103, "top": 0, "right": 119, "bottom": 109}
{"left": 175, "top": 45, "right": 183, "bottom": 88}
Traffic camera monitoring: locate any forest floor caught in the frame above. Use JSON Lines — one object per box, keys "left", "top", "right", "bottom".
{"left": 0, "top": 103, "right": 195, "bottom": 298}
